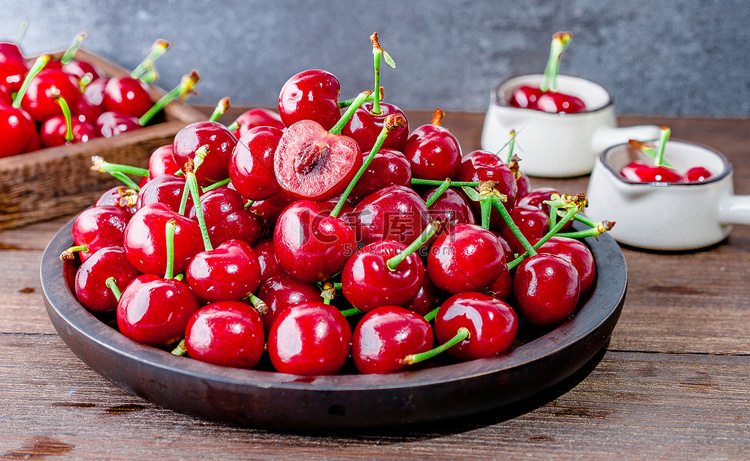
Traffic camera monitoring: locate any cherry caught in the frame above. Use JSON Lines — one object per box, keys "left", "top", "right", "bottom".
{"left": 620, "top": 161, "right": 682, "bottom": 183}
{"left": 420, "top": 185, "right": 476, "bottom": 231}
{"left": 102, "top": 76, "right": 152, "bottom": 118}
{"left": 95, "top": 186, "right": 138, "bottom": 213}
{"left": 536, "top": 236, "right": 596, "bottom": 295}
{"left": 508, "top": 85, "right": 543, "bottom": 110}
{"left": 513, "top": 253, "right": 581, "bottom": 328}
{"left": 0, "top": 41, "right": 24, "bottom": 64}
{"left": 267, "top": 301, "right": 351, "bottom": 375}
{"left": 172, "top": 121, "right": 238, "bottom": 186}
{"left": 457, "top": 150, "right": 518, "bottom": 218}
{"left": 0, "top": 57, "right": 27, "bottom": 94}
{"left": 402, "top": 108, "right": 462, "bottom": 180}
{"left": 0, "top": 103, "right": 38, "bottom": 158}
{"left": 135, "top": 173, "right": 194, "bottom": 214}
{"left": 229, "top": 125, "right": 283, "bottom": 201}
{"left": 536, "top": 91, "right": 586, "bottom": 114}
{"left": 228, "top": 107, "right": 285, "bottom": 138}
{"left": 341, "top": 239, "right": 425, "bottom": 313}
{"left": 62, "top": 59, "right": 101, "bottom": 82}
{"left": 683, "top": 166, "right": 712, "bottom": 183}
{"left": 400, "top": 272, "right": 445, "bottom": 317}
{"left": 123, "top": 203, "right": 203, "bottom": 276}
{"left": 349, "top": 148, "right": 412, "bottom": 203}
{"left": 487, "top": 264, "right": 513, "bottom": 302}
{"left": 351, "top": 305, "right": 433, "bottom": 374}
{"left": 188, "top": 187, "right": 261, "bottom": 246}
{"left": 186, "top": 239, "right": 261, "bottom": 303}
{"left": 273, "top": 199, "right": 356, "bottom": 283}
{"left": 147, "top": 145, "right": 181, "bottom": 179}
{"left": 69, "top": 205, "right": 131, "bottom": 262}
{"left": 273, "top": 119, "right": 362, "bottom": 201}
{"left": 434, "top": 292, "right": 518, "bottom": 360}
{"left": 183, "top": 301, "right": 265, "bottom": 368}
{"left": 253, "top": 238, "right": 285, "bottom": 281}
{"left": 498, "top": 204, "right": 550, "bottom": 254}
{"left": 427, "top": 223, "right": 507, "bottom": 294}
{"left": 257, "top": 273, "right": 323, "bottom": 332}
{"left": 74, "top": 246, "right": 140, "bottom": 313}
{"left": 20, "top": 68, "right": 81, "bottom": 122}
{"left": 278, "top": 69, "right": 341, "bottom": 130}
{"left": 248, "top": 190, "right": 297, "bottom": 230}
{"left": 82, "top": 77, "right": 108, "bottom": 108}
{"left": 117, "top": 273, "right": 200, "bottom": 347}
{"left": 40, "top": 114, "right": 97, "bottom": 147}
{"left": 96, "top": 111, "right": 141, "bottom": 138}
{"left": 350, "top": 184, "right": 428, "bottom": 246}
{"left": 341, "top": 101, "right": 409, "bottom": 153}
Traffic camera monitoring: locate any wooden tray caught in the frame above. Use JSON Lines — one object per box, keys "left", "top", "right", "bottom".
{"left": 0, "top": 49, "right": 205, "bottom": 230}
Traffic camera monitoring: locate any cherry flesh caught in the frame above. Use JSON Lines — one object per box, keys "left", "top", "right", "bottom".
{"left": 513, "top": 253, "right": 581, "bottom": 328}
{"left": 278, "top": 69, "right": 341, "bottom": 130}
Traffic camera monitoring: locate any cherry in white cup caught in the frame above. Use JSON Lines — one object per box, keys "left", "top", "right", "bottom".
{"left": 585, "top": 139, "right": 750, "bottom": 251}
{"left": 481, "top": 74, "right": 661, "bottom": 178}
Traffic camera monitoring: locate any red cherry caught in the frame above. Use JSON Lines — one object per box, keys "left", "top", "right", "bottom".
{"left": 513, "top": 253, "right": 581, "bottom": 328}
{"left": 620, "top": 161, "right": 682, "bottom": 183}
{"left": 352, "top": 305, "right": 433, "bottom": 374}
{"left": 420, "top": 186, "right": 476, "bottom": 232}
{"left": 536, "top": 236, "right": 596, "bottom": 294}
{"left": 82, "top": 77, "right": 108, "bottom": 108}
{"left": 340, "top": 101, "right": 410, "bottom": 153}
{"left": 188, "top": 187, "right": 262, "bottom": 246}
{"left": 0, "top": 58, "right": 28, "bottom": 93}
{"left": 341, "top": 239, "right": 425, "bottom": 313}
{"left": 257, "top": 273, "right": 323, "bottom": 333}
{"left": 683, "top": 166, "right": 712, "bottom": 183}
{"left": 184, "top": 301, "right": 265, "bottom": 368}
{"left": 434, "top": 292, "right": 518, "bottom": 360}
{"left": 253, "top": 238, "right": 285, "bottom": 281}
{"left": 508, "top": 85, "right": 543, "bottom": 109}
{"left": 39, "top": 114, "right": 98, "bottom": 147}
{"left": 147, "top": 145, "right": 181, "bottom": 179}
{"left": 349, "top": 148, "right": 412, "bottom": 203}
{"left": 135, "top": 173, "right": 194, "bottom": 214}
{"left": 229, "top": 125, "right": 283, "bottom": 201}
{"left": 350, "top": 185, "right": 428, "bottom": 246}
{"left": 427, "top": 223, "right": 506, "bottom": 294}
{"left": 117, "top": 274, "right": 200, "bottom": 347}
{"left": 457, "top": 150, "right": 518, "bottom": 224}
{"left": 498, "top": 204, "right": 550, "bottom": 254}
{"left": 400, "top": 272, "right": 445, "bottom": 316}
{"left": 487, "top": 264, "right": 513, "bottom": 302}
{"left": 402, "top": 109, "right": 462, "bottom": 180}
{"left": 96, "top": 111, "right": 141, "bottom": 137}
{"left": 0, "top": 103, "right": 38, "bottom": 158}
{"left": 74, "top": 246, "right": 140, "bottom": 313}
{"left": 248, "top": 190, "right": 297, "bottom": 230}
{"left": 71, "top": 205, "right": 132, "bottom": 262}
{"left": 172, "top": 121, "right": 238, "bottom": 186}
{"left": 61, "top": 59, "right": 101, "bottom": 82}
{"left": 229, "top": 107, "right": 285, "bottom": 138}
{"left": 0, "top": 42, "right": 24, "bottom": 64}
{"left": 273, "top": 119, "right": 362, "bottom": 201}
{"left": 267, "top": 302, "right": 351, "bottom": 375}
{"left": 186, "top": 240, "right": 261, "bottom": 303}
{"left": 102, "top": 76, "right": 152, "bottom": 118}
{"left": 536, "top": 91, "right": 586, "bottom": 114}
{"left": 278, "top": 69, "right": 341, "bottom": 130}
{"left": 20, "top": 68, "right": 81, "bottom": 122}
{"left": 95, "top": 186, "right": 138, "bottom": 214}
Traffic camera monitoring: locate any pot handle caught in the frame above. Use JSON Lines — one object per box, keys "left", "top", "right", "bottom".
{"left": 591, "top": 125, "right": 661, "bottom": 154}
{"left": 718, "top": 194, "right": 750, "bottom": 225}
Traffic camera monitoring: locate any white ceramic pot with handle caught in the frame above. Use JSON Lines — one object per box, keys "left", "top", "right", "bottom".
{"left": 481, "top": 74, "right": 661, "bottom": 178}
{"left": 585, "top": 139, "right": 750, "bottom": 251}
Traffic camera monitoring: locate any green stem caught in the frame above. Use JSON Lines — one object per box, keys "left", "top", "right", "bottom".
{"left": 540, "top": 32, "right": 572, "bottom": 93}
{"left": 12, "top": 55, "right": 50, "bottom": 108}
{"left": 105, "top": 277, "right": 122, "bottom": 302}
{"left": 55, "top": 93, "right": 74, "bottom": 143}
{"left": 178, "top": 180, "right": 190, "bottom": 216}
{"left": 339, "top": 307, "right": 363, "bottom": 318}
{"left": 507, "top": 206, "right": 579, "bottom": 270}
{"left": 60, "top": 244, "right": 88, "bottom": 261}
{"left": 15, "top": 20, "right": 28, "bottom": 44}
{"left": 480, "top": 198, "right": 492, "bottom": 230}
{"left": 575, "top": 213, "right": 597, "bottom": 228}
{"left": 109, "top": 171, "right": 141, "bottom": 191}
{"left": 338, "top": 91, "right": 377, "bottom": 108}
{"left": 208, "top": 97, "right": 230, "bottom": 122}
{"left": 139, "top": 70, "right": 200, "bottom": 126}
{"left": 91, "top": 156, "right": 150, "bottom": 177}
{"left": 329, "top": 90, "right": 372, "bottom": 135}
{"left": 202, "top": 177, "right": 231, "bottom": 192}
{"left": 247, "top": 293, "right": 269, "bottom": 316}
{"left": 186, "top": 172, "right": 212, "bottom": 251}
{"left": 226, "top": 121, "right": 239, "bottom": 132}
{"left": 386, "top": 222, "right": 439, "bottom": 271}
{"left": 506, "top": 130, "right": 516, "bottom": 164}
{"left": 333, "top": 282, "right": 343, "bottom": 291}
{"left": 412, "top": 178, "right": 480, "bottom": 188}
{"left": 491, "top": 196, "right": 537, "bottom": 256}
{"left": 423, "top": 179, "right": 452, "bottom": 208}
{"left": 555, "top": 228, "right": 605, "bottom": 239}
{"left": 371, "top": 36, "right": 382, "bottom": 115}
{"left": 171, "top": 339, "right": 187, "bottom": 356}
{"left": 404, "top": 327, "right": 470, "bottom": 365}
{"left": 164, "top": 219, "right": 177, "bottom": 280}
{"left": 423, "top": 306, "right": 439, "bottom": 323}
{"left": 61, "top": 32, "right": 86, "bottom": 64}
{"left": 653, "top": 126, "right": 671, "bottom": 167}
{"left": 130, "top": 39, "right": 170, "bottom": 79}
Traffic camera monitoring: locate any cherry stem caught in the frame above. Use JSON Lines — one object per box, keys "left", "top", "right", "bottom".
{"left": 370, "top": 32, "right": 384, "bottom": 114}
{"left": 556, "top": 220, "right": 614, "bottom": 239}
{"left": 53, "top": 90, "right": 74, "bottom": 143}
{"left": 109, "top": 171, "right": 141, "bottom": 191}
{"left": 490, "top": 195, "right": 537, "bottom": 256}
{"left": 330, "top": 113, "right": 406, "bottom": 218}
{"left": 506, "top": 130, "right": 516, "bottom": 164}
{"left": 339, "top": 307, "right": 363, "bottom": 318}
{"left": 653, "top": 126, "right": 671, "bottom": 167}
{"left": 320, "top": 281, "right": 336, "bottom": 305}
{"left": 139, "top": 70, "right": 200, "bottom": 126}
{"left": 541, "top": 31, "right": 572, "bottom": 93}
{"left": 226, "top": 121, "right": 239, "bottom": 131}
{"left": 423, "top": 306, "right": 439, "bottom": 323}
{"left": 208, "top": 97, "right": 230, "bottom": 122}
{"left": 412, "top": 178, "right": 480, "bottom": 188}
{"left": 338, "top": 89, "right": 380, "bottom": 108}
{"left": 186, "top": 173, "right": 212, "bottom": 252}
{"left": 61, "top": 32, "right": 87, "bottom": 65}
{"left": 627, "top": 139, "right": 674, "bottom": 169}
{"left": 574, "top": 214, "right": 615, "bottom": 234}
{"left": 329, "top": 90, "right": 373, "bottom": 135}
{"left": 480, "top": 198, "right": 492, "bottom": 230}
{"left": 507, "top": 206, "right": 579, "bottom": 270}
{"left": 431, "top": 108, "right": 444, "bottom": 126}
{"left": 60, "top": 245, "right": 88, "bottom": 261}
{"left": 402, "top": 327, "right": 470, "bottom": 366}
{"left": 12, "top": 54, "right": 50, "bottom": 109}
{"left": 105, "top": 277, "right": 122, "bottom": 302}
{"left": 130, "top": 39, "right": 170, "bottom": 80}
{"left": 202, "top": 177, "right": 231, "bottom": 192}
{"left": 247, "top": 293, "right": 269, "bottom": 316}
{"left": 386, "top": 221, "right": 440, "bottom": 271}
{"left": 91, "top": 156, "right": 150, "bottom": 177}
{"left": 171, "top": 339, "right": 187, "bottom": 356}
{"left": 423, "top": 178, "right": 452, "bottom": 208}
{"left": 164, "top": 219, "right": 177, "bottom": 280}
{"left": 15, "top": 20, "right": 28, "bottom": 44}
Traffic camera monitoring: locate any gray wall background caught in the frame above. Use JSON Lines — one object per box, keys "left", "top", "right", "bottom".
{"left": 2, "top": 0, "right": 748, "bottom": 117}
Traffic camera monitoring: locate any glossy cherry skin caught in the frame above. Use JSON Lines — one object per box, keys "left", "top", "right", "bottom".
{"left": 516, "top": 186, "right": 573, "bottom": 232}
{"left": 257, "top": 273, "right": 322, "bottom": 333}
{"left": 400, "top": 272, "right": 445, "bottom": 316}
{"left": 229, "top": 107, "right": 285, "bottom": 138}
{"left": 73, "top": 98, "right": 105, "bottom": 125}
{"left": 457, "top": 150, "right": 518, "bottom": 225}
{"left": 117, "top": 274, "right": 200, "bottom": 347}
{"left": 350, "top": 185, "right": 428, "bottom": 246}
{"left": 278, "top": 69, "right": 341, "bottom": 130}
{"left": 267, "top": 301, "right": 351, "bottom": 375}
{"left": 508, "top": 85, "right": 543, "bottom": 109}
{"left": 513, "top": 253, "right": 581, "bottom": 328}
{"left": 0, "top": 57, "right": 27, "bottom": 93}
{"left": 20, "top": 68, "right": 81, "bottom": 122}
{"left": 248, "top": 190, "right": 297, "bottom": 230}
{"left": 352, "top": 305, "right": 433, "bottom": 374}
{"left": 123, "top": 203, "right": 203, "bottom": 276}
{"left": 62, "top": 59, "right": 102, "bottom": 82}
{"left": 253, "top": 238, "right": 285, "bottom": 281}
{"left": 620, "top": 161, "right": 682, "bottom": 183}
{"left": 95, "top": 186, "right": 138, "bottom": 214}
{"left": 273, "top": 200, "right": 356, "bottom": 283}
{"left": 102, "top": 76, "right": 152, "bottom": 118}
{"left": 82, "top": 77, "right": 108, "bottom": 108}
{"left": 74, "top": 246, "right": 141, "bottom": 313}
{"left": 536, "top": 236, "right": 595, "bottom": 294}
{"left": 188, "top": 187, "right": 262, "bottom": 246}
{"left": 341, "top": 102, "right": 410, "bottom": 153}
{"left": 434, "top": 292, "right": 518, "bottom": 360}
{"left": 39, "top": 115, "right": 98, "bottom": 147}
{"left": 402, "top": 122, "right": 462, "bottom": 181}
{"left": 498, "top": 204, "right": 550, "bottom": 254}
{"left": 72, "top": 205, "right": 132, "bottom": 262}
{"left": 0, "top": 104, "right": 38, "bottom": 158}
{"left": 515, "top": 171, "right": 532, "bottom": 198}
{"left": 341, "top": 239, "right": 425, "bottom": 313}
{"left": 96, "top": 111, "right": 141, "bottom": 137}
{"left": 172, "top": 121, "right": 238, "bottom": 186}
{"left": 186, "top": 240, "right": 261, "bottom": 303}
{"left": 536, "top": 91, "right": 586, "bottom": 114}
{"left": 427, "top": 223, "right": 506, "bottom": 294}
{"left": 135, "top": 173, "right": 194, "bottom": 214}
{"left": 683, "top": 166, "right": 712, "bottom": 183}
{"left": 0, "top": 42, "right": 24, "bottom": 64}
{"left": 147, "top": 145, "right": 181, "bottom": 179}
{"left": 487, "top": 264, "right": 513, "bottom": 302}
{"left": 421, "top": 186, "right": 476, "bottom": 237}
{"left": 349, "top": 148, "right": 412, "bottom": 204}
{"left": 184, "top": 301, "right": 264, "bottom": 368}
{"left": 229, "top": 126, "right": 283, "bottom": 201}
{"left": 273, "top": 119, "right": 362, "bottom": 201}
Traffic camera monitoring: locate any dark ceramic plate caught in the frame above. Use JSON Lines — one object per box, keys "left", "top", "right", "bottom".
{"left": 41, "top": 217, "right": 627, "bottom": 431}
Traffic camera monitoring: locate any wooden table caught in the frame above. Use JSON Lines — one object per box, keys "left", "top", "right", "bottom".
{"left": 2, "top": 111, "right": 749, "bottom": 459}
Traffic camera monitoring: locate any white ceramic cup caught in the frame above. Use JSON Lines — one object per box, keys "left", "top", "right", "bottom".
{"left": 584, "top": 139, "right": 750, "bottom": 251}
{"left": 481, "top": 74, "right": 661, "bottom": 178}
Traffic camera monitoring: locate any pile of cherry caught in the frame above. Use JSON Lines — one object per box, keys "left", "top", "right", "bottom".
{"left": 0, "top": 33, "right": 190, "bottom": 159}
{"left": 64, "top": 33, "right": 610, "bottom": 376}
